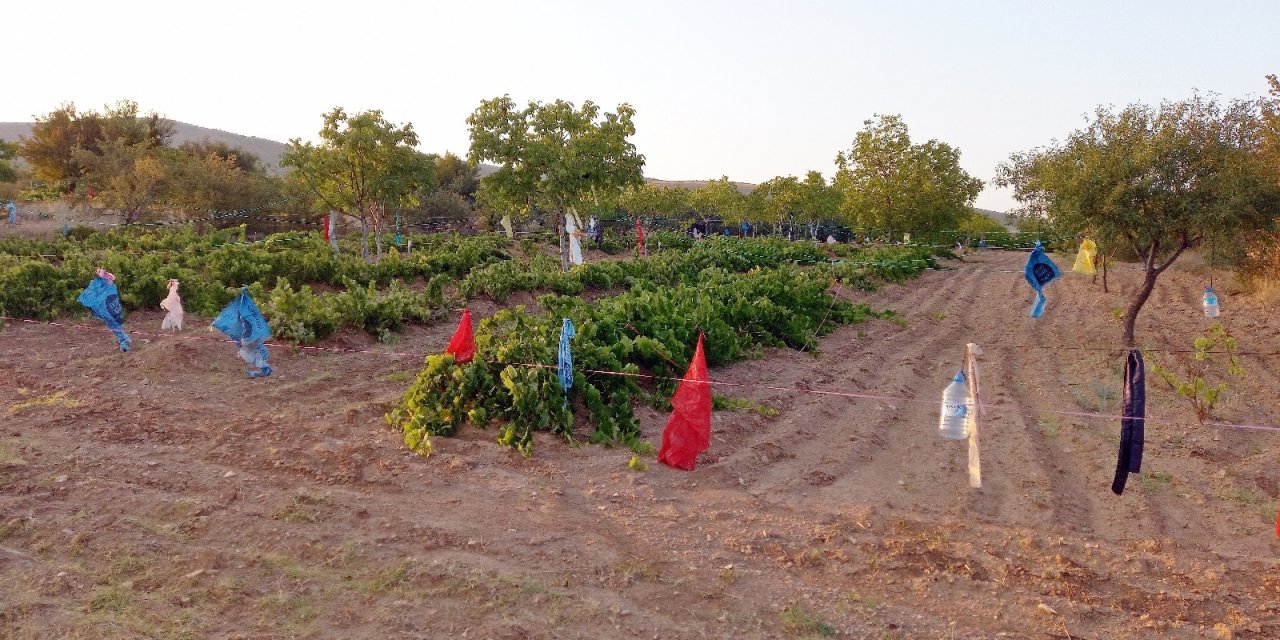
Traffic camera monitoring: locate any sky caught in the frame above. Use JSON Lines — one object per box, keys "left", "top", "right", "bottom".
{"left": 4, "top": 0, "right": 1278, "bottom": 212}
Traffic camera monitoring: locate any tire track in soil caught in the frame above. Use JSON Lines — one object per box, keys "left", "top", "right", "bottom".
{"left": 1135, "top": 269, "right": 1280, "bottom": 551}
{"left": 718, "top": 263, "right": 992, "bottom": 515}
{"left": 940, "top": 257, "right": 1101, "bottom": 530}
{"left": 706, "top": 267, "right": 960, "bottom": 490}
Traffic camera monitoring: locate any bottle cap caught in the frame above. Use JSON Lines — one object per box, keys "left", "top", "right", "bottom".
{"left": 953, "top": 371, "right": 965, "bottom": 383}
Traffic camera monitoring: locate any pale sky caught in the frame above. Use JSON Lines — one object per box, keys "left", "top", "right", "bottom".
{"left": 4, "top": 0, "right": 1277, "bottom": 212}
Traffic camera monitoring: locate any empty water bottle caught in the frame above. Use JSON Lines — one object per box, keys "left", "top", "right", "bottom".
{"left": 1203, "top": 287, "right": 1219, "bottom": 318}
{"left": 938, "top": 371, "right": 969, "bottom": 440}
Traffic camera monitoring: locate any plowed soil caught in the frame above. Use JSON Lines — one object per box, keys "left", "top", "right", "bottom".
{"left": 2, "top": 249, "right": 1279, "bottom": 639}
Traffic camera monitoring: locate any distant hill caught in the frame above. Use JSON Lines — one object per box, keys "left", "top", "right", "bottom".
{"left": 973, "top": 207, "right": 1014, "bottom": 229}
{"left": 473, "top": 167, "right": 757, "bottom": 194}
{"left": 0, "top": 120, "right": 291, "bottom": 175}
{"left": 646, "top": 178, "right": 756, "bottom": 194}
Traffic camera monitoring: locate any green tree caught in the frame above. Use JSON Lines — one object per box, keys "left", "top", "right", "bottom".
{"left": 178, "top": 139, "right": 263, "bottom": 174}
{"left": 751, "top": 171, "right": 839, "bottom": 237}
{"left": 753, "top": 175, "right": 804, "bottom": 232}
{"left": 467, "top": 96, "right": 645, "bottom": 269}
{"left": 958, "top": 210, "right": 1009, "bottom": 234}
{"left": 170, "top": 146, "right": 281, "bottom": 218}
{"left": 283, "top": 107, "right": 437, "bottom": 260}
{"left": 0, "top": 139, "right": 17, "bottom": 183}
{"left": 434, "top": 151, "right": 479, "bottom": 203}
{"left": 618, "top": 183, "right": 691, "bottom": 218}
{"left": 833, "top": 114, "right": 982, "bottom": 240}
{"left": 76, "top": 138, "right": 175, "bottom": 223}
{"left": 995, "top": 93, "right": 1279, "bottom": 346}
{"left": 800, "top": 171, "right": 840, "bottom": 223}
{"left": 690, "top": 177, "right": 750, "bottom": 227}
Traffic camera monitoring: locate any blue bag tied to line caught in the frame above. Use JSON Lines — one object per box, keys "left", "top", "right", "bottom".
{"left": 212, "top": 288, "right": 272, "bottom": 377}
{"left": 77, "top": 270, "right": 130, "bottom": 352}
{"left": 557, "top": 318, "right": 576, "bottom": 392}
{"left": 1024, "top": 242, "right": 1062, "bottom": 317}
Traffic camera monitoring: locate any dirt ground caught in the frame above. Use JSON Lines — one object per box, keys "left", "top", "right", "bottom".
{"left": 2, "top": 249, "right": 1279, "bottom": 639}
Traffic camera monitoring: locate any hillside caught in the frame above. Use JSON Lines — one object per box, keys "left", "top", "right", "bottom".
{"left": 647, "top": 177, "right": 757, "bottom": 194}
{"left": 975, "top": 206, "right": 1014, "bottom": 228}
{"left": 1, "top": 121, "right": 757, "bottom": 192}
{"left": 0, "top": 121, "right": 292, "bottom": 175}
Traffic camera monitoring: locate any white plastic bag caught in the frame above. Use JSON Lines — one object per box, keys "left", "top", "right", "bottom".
{"left": 160, "top": 279, "right": 184, "bottom": 331}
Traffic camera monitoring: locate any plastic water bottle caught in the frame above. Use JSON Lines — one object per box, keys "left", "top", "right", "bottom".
{"left": 938, "top": 372, "right": 969, "bottom": 440}
{"left": 1203, "top": 287, "right": 1219, "bottom": 318}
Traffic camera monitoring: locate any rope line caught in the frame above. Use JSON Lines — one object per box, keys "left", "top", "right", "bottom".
{"left": 5, "top": 315, "right": 1279, "bottom": 435}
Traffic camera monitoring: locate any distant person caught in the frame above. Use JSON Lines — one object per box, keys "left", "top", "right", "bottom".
{"left": 690, "top": 220, "right": 707, "bottom": 239}
{"left": 740, "top": 221, "right": 751, "bottom": 237}
{"left": 6, "top": 201, "right": 15, "bottom": 224}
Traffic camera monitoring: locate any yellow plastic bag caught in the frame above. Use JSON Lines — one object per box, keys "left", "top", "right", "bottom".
{"left": 1073, "top": 238, "right": 1097, "bottom": 276}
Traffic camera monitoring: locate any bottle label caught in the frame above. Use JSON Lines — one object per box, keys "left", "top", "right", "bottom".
{"left": 944, "top": 403, "right": 967, "bottom": 418}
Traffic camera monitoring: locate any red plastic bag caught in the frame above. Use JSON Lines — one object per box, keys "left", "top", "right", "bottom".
{"left": 658, "top": 333, "right": 711, "bottom": 470}
{"left": 445, "top": 310, "right": 475, "bottom": 364}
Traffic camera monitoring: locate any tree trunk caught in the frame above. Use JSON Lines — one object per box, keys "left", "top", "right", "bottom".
{"left": 328, "top": 210, "right": 339, "bottom": 255}
{"left": 1101, "top": 254, "right": 1109, "bottom": 293}
{"left": 1122, "top": 269, "right": 1159, "bottom": 347}
{"left": 359, "top": 217, "right": 369, "bottom": 260}
{"left": 557, "top": 210, "right": 569, "bottom": 272}
{"left": 372, "top": 204, "right": 384, "bottom": 262}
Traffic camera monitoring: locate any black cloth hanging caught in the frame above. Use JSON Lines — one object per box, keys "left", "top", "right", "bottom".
{"left": 1111, "top": 349, "right": 1145, "bottom": 495}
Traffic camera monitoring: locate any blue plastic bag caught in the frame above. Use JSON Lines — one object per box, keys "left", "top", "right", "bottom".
{"left": 77, "top": 270, "right": 130, "bottom": 352}
{"left": 212, "top": 288, "right": 272, "bottom": 377}
{"left": 1024, "top": 243, "right": 1062, "bottom": 317}
{"left": 557, "top": 318, "right": 576, "bottom": 392}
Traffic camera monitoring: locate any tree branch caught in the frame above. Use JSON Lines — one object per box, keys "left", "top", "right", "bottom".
{"left": 1155, "top": 233, "right": 1192, "bottom": 273}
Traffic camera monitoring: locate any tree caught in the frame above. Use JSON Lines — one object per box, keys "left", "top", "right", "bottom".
{"left": 0, "top": 139, "right": 17, "bottom": 184}
{"left": 178, "top": 139, "right": 263, "bottom": 174}
{"left": 77, "top": 138, "right": 175, "bottom": 224}
{"left": 467, "top": 96, "right": 645, "bottom": 269}
{"left": 618, "top": 183, "right": 691, "bottom": 219}
{"left": 170, "top": 146, "right": 281, "bottom": 218}
{"left": 800, "top": 171, "right": 840, "bottom": 222}
{"left": 20, "top": 100, "right": 172, "bottom": 193}
{"left": 690, "top": 177, "right": 750, "bottom": 227}
{"left": 834, "top": 114, "right": 982, "bottom": 241}
{"left": 434, "top": 151, "right": 479, "bottom": 203}
{"left": 995, "top": 93, "right": 1279, "bottom": 346}
{"left": 283, "top": 108, "right": 436, "bottom": 260}
{"left": 753, "top": 175, "right": 804, "bottom": 232}
{"left": 1234, "top": 75, "right": 1280, "bottom": 286}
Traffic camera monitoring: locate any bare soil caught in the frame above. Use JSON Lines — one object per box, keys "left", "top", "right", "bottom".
{"left": 2, "top": 249, "right": 1279, "bottom": 639}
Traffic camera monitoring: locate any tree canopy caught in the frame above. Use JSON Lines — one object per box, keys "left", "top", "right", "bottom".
{"left": 283, "top": 107, "right": 437, "bottom": 259}
{"left": 834, "top": 114, "right": 982, "bottom": 240}
{"left": 20, "top": 101, "right": 172, "bottom": 193}
{"left": 689, "top": 177, "right": 750, "bottom": 225}
{"left": 467, "top": 96, "right": 645, "bottom": 268}
{"left": 0, "top": 139, "right": 17, "bottom": 184}
{"left": 996, "top": 92, "right": 1280, "bottom": 345}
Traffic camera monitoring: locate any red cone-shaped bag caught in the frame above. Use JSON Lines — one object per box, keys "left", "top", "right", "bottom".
{"left": 658, "top": 333, "right": 711, "bottom": 470}
{"left": 445, "top": 310, "right": 475, "bottom": 363}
